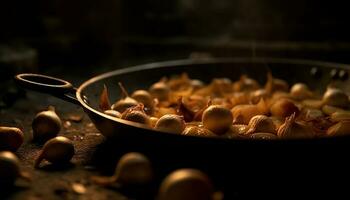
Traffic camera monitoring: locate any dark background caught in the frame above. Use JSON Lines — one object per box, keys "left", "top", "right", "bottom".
{"left": 1, "top": 0, "right": 350, "bottom": 71}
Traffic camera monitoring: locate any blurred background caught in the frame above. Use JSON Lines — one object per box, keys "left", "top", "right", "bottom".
{"left": 1, "top": 0, "right": 350, "bottom": 107}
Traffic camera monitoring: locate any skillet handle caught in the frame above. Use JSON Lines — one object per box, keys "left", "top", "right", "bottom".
{"left": 15, "top": 73, "right": 81, "bottom": 106}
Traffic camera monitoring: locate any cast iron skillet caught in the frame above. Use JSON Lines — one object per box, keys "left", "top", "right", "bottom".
{"left": 15, "top": 58, "right": 350, "bottom": 198}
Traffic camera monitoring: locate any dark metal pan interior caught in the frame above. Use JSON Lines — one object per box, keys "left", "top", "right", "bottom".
{"left": 77, "top": 57, "right": 350, "bottom": 138}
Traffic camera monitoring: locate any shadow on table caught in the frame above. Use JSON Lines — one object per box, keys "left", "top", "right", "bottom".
{"left": 0, "top": 184, "right": 29, "bottom": 199}
{"left": 37, "top": 162, "right": 75, "bottom": 172}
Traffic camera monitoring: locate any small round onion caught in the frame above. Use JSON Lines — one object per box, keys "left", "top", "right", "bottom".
{"left": 111, "top": 97, "right": 139, "bottom": 113}
{"left": 149, "top": 82, "right": 170, "bottom": 101}
{"left": 202, "top": 105, "right": 233, "bottom": 135}
{"left": 155, "top": 114, "right": 186, "bottom": 134}
{"left": 114, "top": 152, "right": 153, "bottom": 185}
{"left": 246, "top": 115, "right": 276, "bottom": 135}
{"left": 250, "top": 89, "right": 268, "bottom": 104}
{"left": 290, "top": 83, "right": 313, "bottom": 100}
{"left": 265, "top": 73, "right": 289, "bottom": 93}
{"left": 277, "top": 114, "right": 315, "bottom": 139}
{"left": 158, "top": 168, "right": 214, "bottom": 200}
{"left": 35, "top": 136, "right": 75, "bottom": 168}
{"left": 149, "top": 117, "right": 159, "bottom": 127}
{"left": 0, "top": 151, "right": 20, "bottom": 185}
{"left": 92, "top": 152, "right": 153, "bottom": 186}
{"left": 121, "top": 110, "right": 150, "bottom": 125}
{"left": 323, "top": 88, "right": 349, "bottom": 108}
{"left": 191, "top": 79, "right": 205, "bottom": 90}
{"left": 32, "top": 106, "right": 62, "bottom": 142}
{"left": 0, "top": 127, "right": 24, "bottom": 152}
{"left": 131, "top": 90, "right": 154, "bottom": 109}
{"left": 233, "top": 75, "right": 260, "bottom": 92}
{"left": 231, "top": 99, "right": 268, "bottom": 124}
{"left": 104, "top": 110, "right": 122, "bottom": 118}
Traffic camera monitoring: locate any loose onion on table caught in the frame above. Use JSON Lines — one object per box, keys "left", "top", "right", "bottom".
{"left": 99, "top": 72, "right": 350, "bottom": 139}
{"left": 0, "top": 126, "right": 24, "bottom": 152}
{"left": 158, "top": 168, "right": 215, "bottom": 200}
{"left": 92, "top": 152, "right": 153, "bottom": 187}
{"left": 0, "top": 151, "right": 31, "bottom": 185}
{"left": 34, "top": 136, "right": 75, "bottom": 168}
{"left": 32, "top": 106, "right": 62, "bottom": 142}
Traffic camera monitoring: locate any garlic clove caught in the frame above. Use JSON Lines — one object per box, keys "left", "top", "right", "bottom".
{"left": 0, "top": 127, "right": 24, "bottom": 152}
{"left": 35, "top": 136, "right": 74, "bottom": 168}
{"left": 158, "top": 168, "right": 214, "bottom": 200}
{"left": 32, "top": 106, "right": 62, "bottom": 142}
{"left": 202, "top": 105, "right": 233, "bottom": 135}
{"left": 246, "top": 115, "right": 276, "bottom": 135}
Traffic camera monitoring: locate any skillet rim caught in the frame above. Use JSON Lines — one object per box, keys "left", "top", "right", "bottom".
{"left": 76, "top": 57, "right": 350, "bottom": 142}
